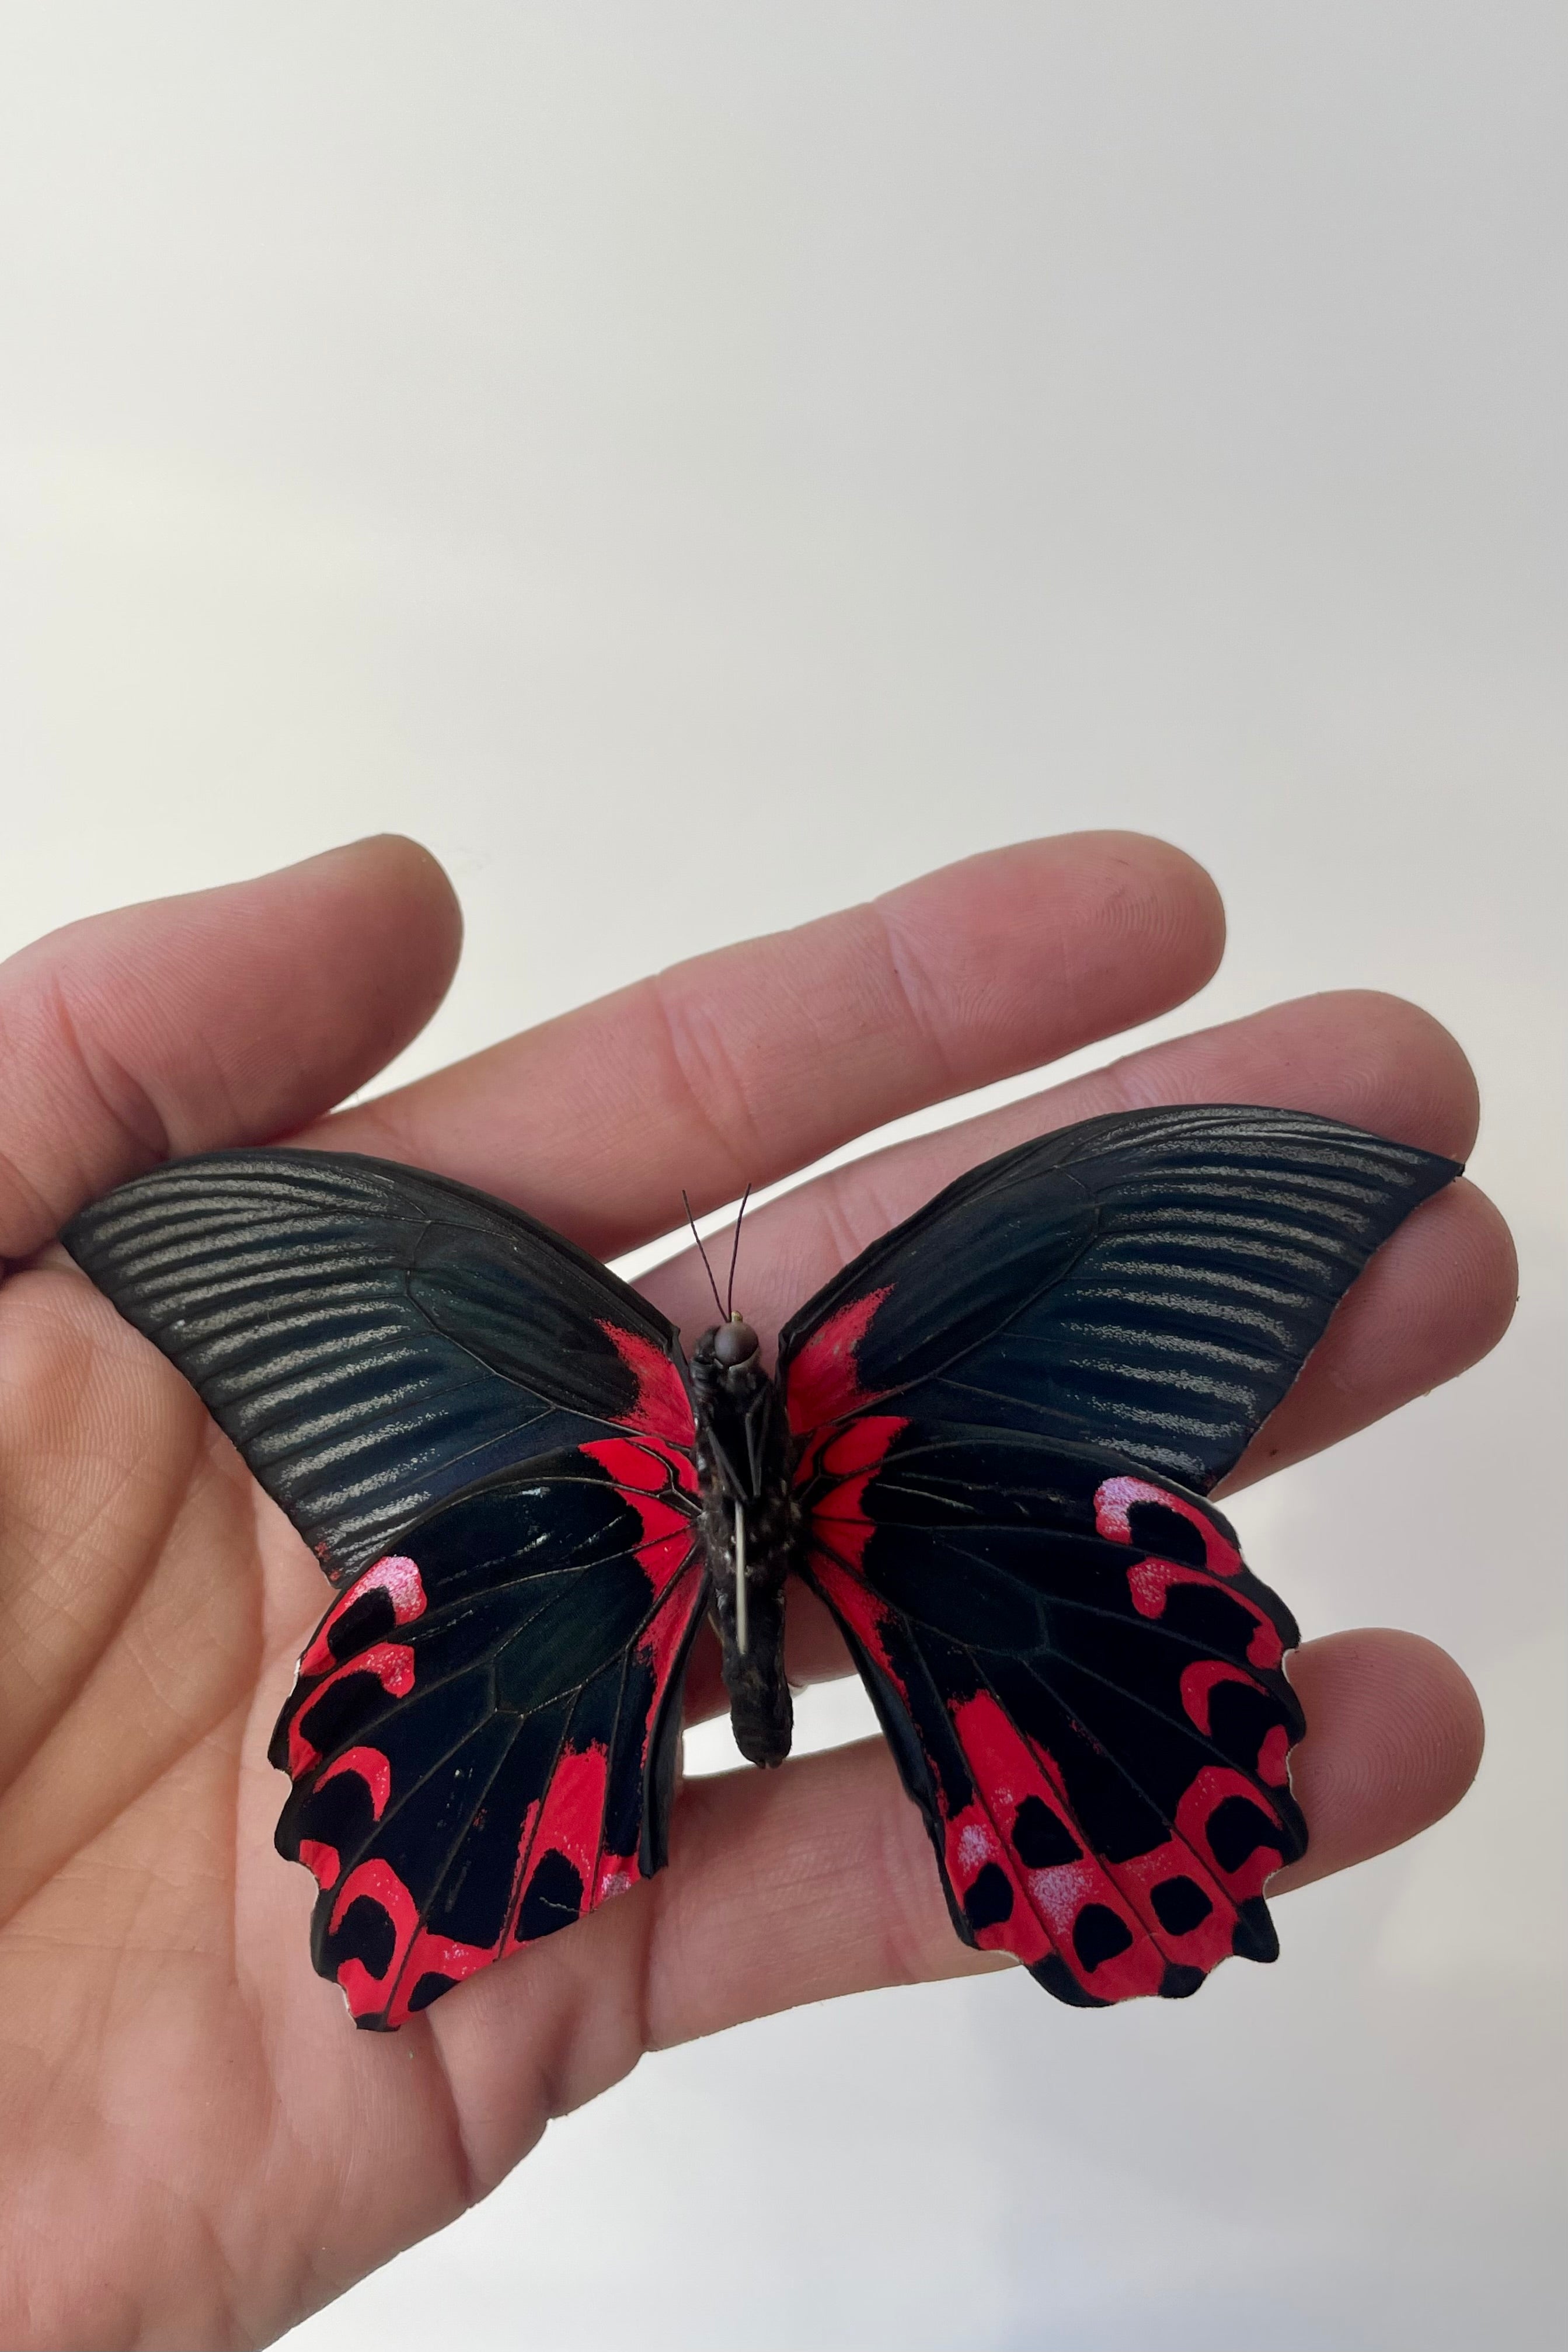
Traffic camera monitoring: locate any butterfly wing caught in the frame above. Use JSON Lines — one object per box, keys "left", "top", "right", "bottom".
{"left": 797, "top": 1419, "right": 1306, "bottom": 2003}
{"left": 64, "top": 1149, "right": 707, "bottom": 2026}
{"left": 270, "top": 1442, "right": 707, "bottom": 2027}
{"left": 779, "top": 1102, "right": 1461, "bottom": 1495}
{"left": 779, "top": 1105, "right": 1461, "bottom": 2004}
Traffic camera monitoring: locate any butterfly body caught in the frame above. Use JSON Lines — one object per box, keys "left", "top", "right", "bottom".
{"left": 62, "top": 1104, "right": 1461, "bottom": 2027}
{"left": 690, "top": 1315, "right": 800, "bottom": 1766}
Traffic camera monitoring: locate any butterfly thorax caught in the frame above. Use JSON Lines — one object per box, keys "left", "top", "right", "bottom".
{"left": 689, "top": 1316, "right": 800, "bottom": 1768}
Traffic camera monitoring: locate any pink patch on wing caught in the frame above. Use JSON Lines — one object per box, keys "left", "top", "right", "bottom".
{"left": 1093, "top": 1476, "right": 1242, "bottom": 1576}
{"left": 301, "top": 1555, "right": 428, "bottom": 1677}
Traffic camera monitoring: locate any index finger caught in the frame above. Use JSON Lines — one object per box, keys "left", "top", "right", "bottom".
{"left": 311, "top": 831, "right": 1225, "bottom": 1257}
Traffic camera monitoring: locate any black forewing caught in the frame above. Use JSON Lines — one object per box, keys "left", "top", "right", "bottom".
{"left": 778, "top": 1104, "right": 1461, "bottom": 1493}
{"left": 62, "top": 1148, "right": 695, "bottom": 1579}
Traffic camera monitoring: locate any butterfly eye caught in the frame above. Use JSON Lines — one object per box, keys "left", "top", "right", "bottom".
{"left": 712, "top": 1316, "right": 759, "bottom": 1367}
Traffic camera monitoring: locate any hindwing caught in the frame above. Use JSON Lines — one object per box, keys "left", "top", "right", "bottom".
{"left": 65, "top": 1148, "right": 706, "bottom": 2025}
{"left": 781, "top": 1104, "right": 1459, "bottom": 2004}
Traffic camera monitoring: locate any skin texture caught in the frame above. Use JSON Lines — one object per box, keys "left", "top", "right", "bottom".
{"left": 0, "top": 832, "right": 1511, "bottom": 2350}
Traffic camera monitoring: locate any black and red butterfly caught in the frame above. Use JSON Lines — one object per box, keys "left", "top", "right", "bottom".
{"left": 62, "top": 1103, "right": 1458, "bottom": 2027}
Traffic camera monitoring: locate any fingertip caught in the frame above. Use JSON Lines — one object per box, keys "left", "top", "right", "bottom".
{"left": 1295, "top": 990, "right": 1482, "bottom": 1160}
{"left": 1074, "top": 830, "right": 1226, "bottom": 980}
{"left": 1273, "top": 1628, "right": 1485, "bottom": 1892}
{"left": 239, "top": 834, "right": 465, "bottom": 1099}
{"left": 882, "top": 829, "right": 1228, "bottom": 1067}
{"left": 0, "top": 836, "right": 468, "bottom": 1256}
{"left": 1223, "top": 1176, "right": 1518, "bottom": 1490}
{"left": 1447, "top": 1179, "right": 1520, "bottom": 1359}
{"left": 291, "top": 834, "right": 464, "bottom": 998}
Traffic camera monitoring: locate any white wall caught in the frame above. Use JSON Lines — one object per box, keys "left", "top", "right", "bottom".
{"left": 2, "top": 8, "right": 1562, "bottom": 2346}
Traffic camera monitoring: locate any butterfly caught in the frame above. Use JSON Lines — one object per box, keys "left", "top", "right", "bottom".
{"left": 62, "top": 1103, "right": 1458, "bottom": 2028}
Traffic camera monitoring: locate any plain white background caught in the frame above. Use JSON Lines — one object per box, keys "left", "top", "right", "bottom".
{"left": 2, "top": 7, "right": 1563, "bottom": 2347}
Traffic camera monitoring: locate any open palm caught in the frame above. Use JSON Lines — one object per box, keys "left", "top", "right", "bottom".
{"left": 0, "top": 833, "right": 1512, "bottom": 2349}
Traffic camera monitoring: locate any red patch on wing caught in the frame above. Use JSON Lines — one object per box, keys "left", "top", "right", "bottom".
{"left": 329, "top": 1859, "right": 422, "bottom": 2022}
{"left": 316, "top": 1745, "right": 393, "bottom": 1820}
{"left": 598, "top": 1322, "right": 697, "bottom": 1449}
{"left": 506, "top": 1747, "right": 618, "bottom": 1944}
{"left": 796, "top": 1414, "right": 909, "bottom": 1567}
{"left": 287, "top": 1644, "right": 414, "bottom": 1776}
{"left": 299, "top": 1839, "right": 340, "bottom": 1890}
{"left": 784, "top": 1288, "right": 893, "bottom": 1433}
{"left": 385, "top": 1926, "right": 504, "bottom": 2026}
{"left": 1179, "top": 1657, "right": 1267, "bottom": 1738}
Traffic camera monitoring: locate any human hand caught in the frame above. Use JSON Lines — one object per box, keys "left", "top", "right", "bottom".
{"left": 0, "top": 832, "right": 1513, "bottom": 2348}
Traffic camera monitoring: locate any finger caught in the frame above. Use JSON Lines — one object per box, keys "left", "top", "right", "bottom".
{"left": 640, "top": 1622, "right": 1483, "bottom": 2047}
{"left": 639, "top": 988, "right": 1513, "bottom": 1476}
{"left": 427, "top": 1627, "right": 1482, "bottom": 2179}
{"left": 0, "top": 837, "right": 462, "bottom": 1258}
{"left": 1267, "top": 1630, "right": 1485, "bottom": 1891}
{"left": 309, "top": 832, "right": 1225, "bottom": 1256}
{"left": 437, "top": 1619, "right": 1482, "bottom": 2151}
{"left": 1221, "top": 1177, "right": 1515, "bottom": 1490}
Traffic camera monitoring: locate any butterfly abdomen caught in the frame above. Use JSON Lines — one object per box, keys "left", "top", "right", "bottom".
{"left": 690, "top": 1322, "right": 802, "bottom": 1766}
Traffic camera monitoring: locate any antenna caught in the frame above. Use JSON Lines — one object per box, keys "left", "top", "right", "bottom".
{"left": 724, "top": 1183, "right": 751, "bottom": 1319}
{"left": 682, "top": 1189, "right": 727, "bottom": 1323}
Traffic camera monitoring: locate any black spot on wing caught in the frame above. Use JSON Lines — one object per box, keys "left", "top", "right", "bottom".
{"left": 517, "top": 1850, "right": 586, "bottom": 1942}
{"left": 1150, "top": 1876, "right": 1215, "bottom": 1936}
{"left": 1072, "top": 1904, "right": 1135, "bottom": 1971}
{"left": 1011, "top": 1795, "right": 1082, "bottom": 1869}
{"left": 963, "top": 1864, "right": 1016, "bottom": 1933}
{"left": 1207, "top": 1796, "right": 1285, "bottom": 1875}
{"left": 325, "top": 1895, "right": 396, "bottom": 1983}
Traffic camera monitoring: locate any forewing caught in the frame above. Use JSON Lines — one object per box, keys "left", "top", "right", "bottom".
{"left": 271, "top": 1432, "right": 708, "bottom": 2027}
{"left": 796, "top": 1416, "right": 1306, "bottom": 2005}
{"left": 778, "top": 1104, "right": 1461, "bottom": 1494}
{"left": 62, "top": 1148, "right": 695, "bottom": 1579}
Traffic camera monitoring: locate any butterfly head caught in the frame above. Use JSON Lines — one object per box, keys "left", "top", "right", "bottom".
{"left": 689, "top": 1313, "right": 765, "bottom": 1413}
{"left": 710, "top": 1313, "right": 759, "bottom": 1370}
